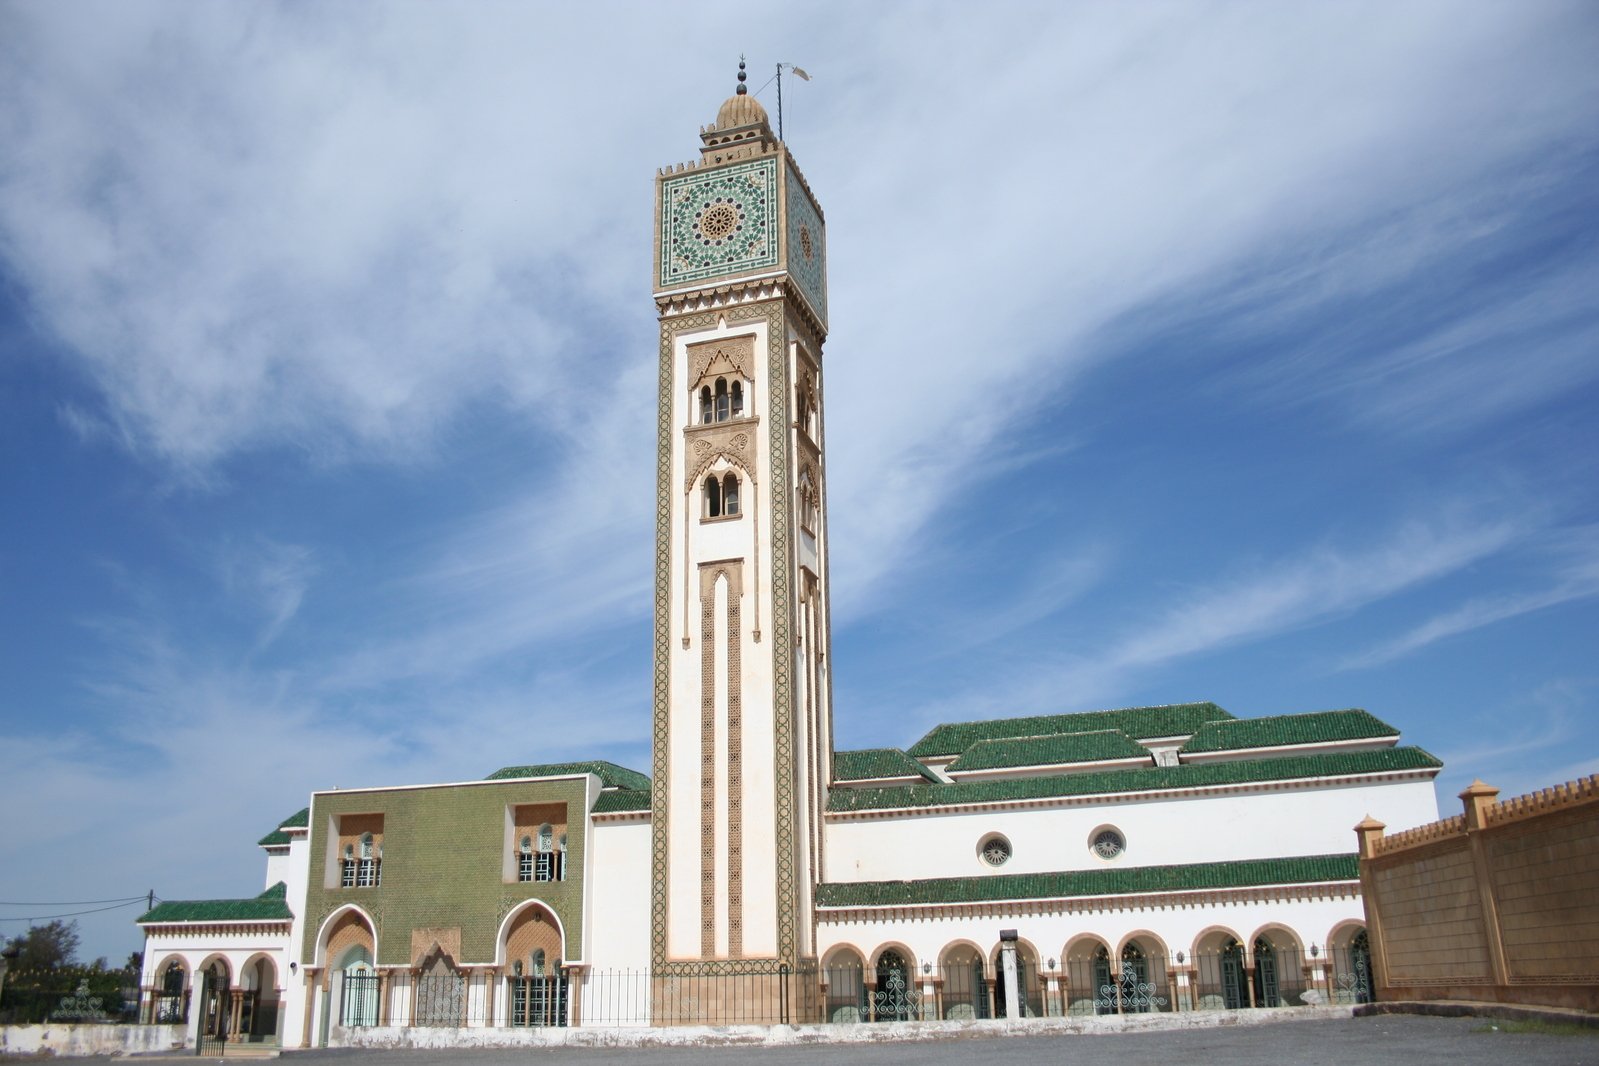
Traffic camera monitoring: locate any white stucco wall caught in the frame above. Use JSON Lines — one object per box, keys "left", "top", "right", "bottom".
{"left": 664, "top": 316, "right": 784, "bottom": 961}
{"left": 587, "top": 818, "right": 652, "bottom": 972}
{"left": 824, "top": 777, "right": 1438, "bottom": 883}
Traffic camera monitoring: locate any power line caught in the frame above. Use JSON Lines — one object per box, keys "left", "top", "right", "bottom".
{"left": 0, "top": 899, "right": 154, "bottom": 922}
{"left": 0, "top": 895, "right": 149, "bottom": 906}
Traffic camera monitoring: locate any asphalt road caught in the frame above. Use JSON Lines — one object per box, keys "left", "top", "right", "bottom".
{"left": 276, "top": 1015, "right": 1599, "bottom": 1066}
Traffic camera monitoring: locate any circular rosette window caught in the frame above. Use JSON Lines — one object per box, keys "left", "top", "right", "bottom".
{"left": 978, "top": 833, "right": 1012, "bottom": 868}
{"left": 1090, "top": 826, "right": 1126, "bottom": 861}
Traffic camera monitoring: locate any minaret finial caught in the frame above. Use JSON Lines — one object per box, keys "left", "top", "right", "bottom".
{"left": 736, "top": 56, "right": 747, "bottom": 96}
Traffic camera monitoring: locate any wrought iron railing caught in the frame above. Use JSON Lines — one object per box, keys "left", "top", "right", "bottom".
{"left": 299, "top": 952, "right": 1355, "bottom": 1032}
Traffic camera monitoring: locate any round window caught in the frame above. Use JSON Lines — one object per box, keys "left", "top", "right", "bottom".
{"left": 980, "top": 835, "right": 1012, "bottom": 867}
{"left": 1091, "top": 828, "right": 1125, "bottom": 860}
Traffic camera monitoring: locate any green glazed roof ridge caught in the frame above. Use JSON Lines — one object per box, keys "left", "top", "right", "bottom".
{"left": 485, "top": 760, "right": 651, "bottom": 791}
{"left": 1180, "top": 709, "right": 1400, "bottom": 754}
{"left": 948, "top": 729, "right": 1153, "bottom": 772}
{"left": 592, "top": 789, "right": 652, "bottom": 813}
{"left": 138, "top": 883, "right": 294, "bottom": 924}
{"left": 816, "top": 853, "right": 1359, "bottom": 907}
{"left": 827, "top": 746, "right": 1441, "bottom": 813}
{"left": 834, "top": 748, "right": 940, "bottom": 783}
{"left": 909, "top": 702, "right": 1234, "bottom": 758}
{"left": 257, "top": 807, "right": 311, "bottom": 847}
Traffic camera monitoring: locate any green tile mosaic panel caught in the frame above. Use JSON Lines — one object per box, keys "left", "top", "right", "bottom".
{"left": 784, "top": 164, "right": 826, "bottom": 326}
{"left": 659, "top": 158, "right": 779, "bottom": 288}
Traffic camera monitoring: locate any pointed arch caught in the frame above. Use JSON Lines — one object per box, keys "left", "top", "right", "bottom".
{"left": 313, "top": 904, "right": 379, "bottom": 967}
{"left": 494, "top": 898, "right": 570, "bottom": 966}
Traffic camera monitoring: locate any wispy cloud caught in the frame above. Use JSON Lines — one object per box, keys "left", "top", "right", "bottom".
{"left": 215, "top": 538, "right": 318, "bottom": 650}
{"left": 1341, "top": 528, "right": 1599, "bottom": 669}
{"left": 1430, "top": 680, "right": 1596, "bottom": 799}
{"left": 902, "top": 512, "right": 1526, "bottom": 728}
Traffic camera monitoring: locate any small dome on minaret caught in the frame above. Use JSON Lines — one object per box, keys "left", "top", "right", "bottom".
{"left": 714, "top": 59, "right": 769, "bottom": 130}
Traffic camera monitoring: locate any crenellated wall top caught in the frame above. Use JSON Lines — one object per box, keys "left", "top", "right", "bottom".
{"left": 1365, "top": 772, "right": 1599, "bottom": 857}
{"left": 1482, "top": 773, "right": 1599, "bottom": 828}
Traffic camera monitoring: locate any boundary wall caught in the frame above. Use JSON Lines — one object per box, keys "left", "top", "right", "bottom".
{"left": 1356, "top": 774, "right": 1599, "bottom": 1013}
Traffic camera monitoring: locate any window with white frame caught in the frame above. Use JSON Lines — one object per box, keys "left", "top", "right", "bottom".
{"left": 356, "top": 832, "right": 381, "bottom": 886}
{"left": 518, "top": 835, "right": 535, "bottom": 882}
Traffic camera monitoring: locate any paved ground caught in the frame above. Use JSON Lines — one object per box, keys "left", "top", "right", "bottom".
{"left": 273, "top": 1015, "right": 1599, "bottom": 1066}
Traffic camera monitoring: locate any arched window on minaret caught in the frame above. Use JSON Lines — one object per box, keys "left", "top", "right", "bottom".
{"left": 731, "top": 380, "right": 744, "bottom": 418}
{"left": 705, "top": 474, "right": 722, "bottom": 518}
{"left": 714, "top": 378, "right": 730, "bottom": 422}
{"left": 700, "top": 385, "right": 713, "bottom": 424}
{"left": 798, "top": 465, "right": 818, "bottom": 534}
{"left": 723, "top": 472, "right": 740, "bottom": 516}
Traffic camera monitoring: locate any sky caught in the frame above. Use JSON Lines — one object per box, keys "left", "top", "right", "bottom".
{"left": 1, "top": 1, "right": 1596, "bottom": 965}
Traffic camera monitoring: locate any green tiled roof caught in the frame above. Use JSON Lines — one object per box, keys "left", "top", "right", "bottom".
{"left": 1181, "top": 709, "right": 1400, "bottom": 754}
{"left": 834, "top": 748, "right": 940, "bottom": 783}
{"left": 948, "top": 730, "right": 1152, "bottom": 773}
{"left": 909, "top": 702, "right": 1234, "bottom": 758}
{"left": 592, "top": 789, "right": 651, "bottom": 814}
{"left": 816, "top": 853, "right": 1359, "bottom": 907}
{"left": 138, "top": 883, "right": 293, "bottom": 924}
{"left": 827, "top": 746, "right": 1441, "bottom": 813}
{"left": 257, "top": 807, "right": 311, "bottom": 847}
{"left": 485, "top": 760, "right": 651, "bottom": 791}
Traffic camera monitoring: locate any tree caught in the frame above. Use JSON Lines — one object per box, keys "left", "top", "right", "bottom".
{"left": 3, "top": 920, "right": 81, "bottom": 971}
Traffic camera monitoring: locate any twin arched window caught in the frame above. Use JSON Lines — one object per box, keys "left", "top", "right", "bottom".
{"left": 700, "top": 378, "right": 745, "bottom": 424}
{"left": 520, "top": 824, "right": 565, "bottom": 882}
{"left": 341, "top": 832, "right": 382, "bottom": 887}
{"left": 705, "top": 472, "right": 741, "bottom": 519}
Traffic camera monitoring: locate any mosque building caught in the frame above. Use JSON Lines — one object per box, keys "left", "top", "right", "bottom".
{"left": 134, "top": 67, "right": 1441, "bottom": 1047}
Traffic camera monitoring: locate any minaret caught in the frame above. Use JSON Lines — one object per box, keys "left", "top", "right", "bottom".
{"left": 648, "top": 62, "right": 834, "bottom": 1021}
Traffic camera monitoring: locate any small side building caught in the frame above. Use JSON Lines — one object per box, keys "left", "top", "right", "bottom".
{"left": 135, "top": 761, "right": 654, "bottom": 1047}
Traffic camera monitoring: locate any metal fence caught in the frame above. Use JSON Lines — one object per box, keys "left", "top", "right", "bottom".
{"left": 313, "top": 952, "right": 1348, "bottom": 1031}
{"left": 0, "top": 972, "right": 139, "bottom": 1025}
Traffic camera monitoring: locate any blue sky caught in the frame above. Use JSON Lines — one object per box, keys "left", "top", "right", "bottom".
{"left": 2, "top": 1, "right": 1596, "bottom": 963}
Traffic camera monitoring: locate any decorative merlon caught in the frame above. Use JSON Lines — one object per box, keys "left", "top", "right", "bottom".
{"left": 1358, "top": 772, "right": 1599, "bottom": 858}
